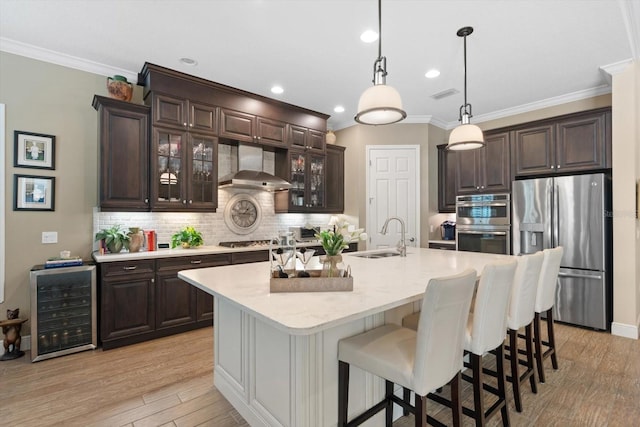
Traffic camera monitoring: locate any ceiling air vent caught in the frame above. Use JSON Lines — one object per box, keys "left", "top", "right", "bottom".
{"left": 430, "top": 88, "right": 459, "bottom": 100}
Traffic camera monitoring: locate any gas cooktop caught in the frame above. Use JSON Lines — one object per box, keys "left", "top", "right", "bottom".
{"left": 218, "top": 240, "right": 275, "bottom": 248}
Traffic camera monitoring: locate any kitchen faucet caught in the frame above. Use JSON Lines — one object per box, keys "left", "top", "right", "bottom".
{"left": 380, "top": 216, "right": 407, "bottom": 257}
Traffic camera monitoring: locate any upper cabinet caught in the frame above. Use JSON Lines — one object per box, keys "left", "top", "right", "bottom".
{"left": 512, "top": 108, "right": 611, "bottom": 177}
{"left": 437, "top": 144, "right": 456, "bottom": 213}
{"left": 325, "top": 145, "right": 345, "bottom": 213}
{"left": 456, "top": 131, "right": 511, "bottom": 195}
{"left": 93, "top": 95, "right": 150, "bottom": 211}
{"left": 151, "top": 128, "right": 218, "bottom": 212}
{"left": 219, "top": 108, "right": 287, "bottom": 148}
{"left": 289, "top": 125, "right": 326, "bottom": 153}
{"left": 153, "top": 93, "right": 218, "bottom": 135}
{"left": 274, "top": 150, "right": 326, "bottom": 212}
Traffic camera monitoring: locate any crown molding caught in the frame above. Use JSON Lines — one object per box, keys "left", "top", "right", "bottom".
{"left": 444, "top": 85, "right": 613, "bottom": 129}
{"left": 0, "top": 37, "right": 138, "bottom": 82}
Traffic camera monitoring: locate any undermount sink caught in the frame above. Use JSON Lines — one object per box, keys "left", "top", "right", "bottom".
{"left": 352, "top": 250, "right": 401, "bottom": 259}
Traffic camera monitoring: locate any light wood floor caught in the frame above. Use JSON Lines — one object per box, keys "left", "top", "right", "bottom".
{"left": 1, "top": 322, "right": 639, "bottom": 426}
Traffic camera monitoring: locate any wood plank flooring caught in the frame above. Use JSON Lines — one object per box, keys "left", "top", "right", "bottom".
{"left": 1, "top": 322, "right": 638, "bottom": 426}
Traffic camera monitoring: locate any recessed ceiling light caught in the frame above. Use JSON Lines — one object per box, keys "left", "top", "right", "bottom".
{"left": 360, "top": 30, "right": 379, "bottom": 43}
{"left": 179, "top": 57, "right": 198, "bottom": 66}
{"left": 334, "top": 105, "right": 345, "bottom": 113}
{"left": 271, "top": 85, "right": 284, "bottom": 94}
{"left": 425, "top": 69, "right": 440, "bottom": 79}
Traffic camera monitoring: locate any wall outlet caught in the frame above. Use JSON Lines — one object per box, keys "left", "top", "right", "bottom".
{"left": 42, "top": 231, "right": 58, "bottom": 244}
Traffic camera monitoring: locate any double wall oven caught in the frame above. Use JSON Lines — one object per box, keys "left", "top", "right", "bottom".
{"left": 456, "top": 193, "right": 511, "bottom": 255}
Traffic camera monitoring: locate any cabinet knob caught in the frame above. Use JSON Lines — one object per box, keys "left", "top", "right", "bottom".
{"left": 189, "top": 200, "right": 193, "bottom": 204}
{"left": 557, "top": 165, "right": 560, "bottom": 169}
{"left": 189, "top": 123, "right": 193, "bottom": 127}
{"left": 551, "top": 165, "right": 555, "bottom": 169}
{"left": 257, "top": 136, "right": 261, "bottom": 140}
{"left": 183, "top": 122, "right": 187, "bottom": 127}
{"left": 144, "top": 198, "right": 149, "bottom": 203}
{"left": 182, "top": 200, "right": 187, "bottom": 204}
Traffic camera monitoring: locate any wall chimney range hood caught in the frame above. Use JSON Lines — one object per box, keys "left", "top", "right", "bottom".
{"left": 218, "top": 143, "right": 291, "bottom": 192}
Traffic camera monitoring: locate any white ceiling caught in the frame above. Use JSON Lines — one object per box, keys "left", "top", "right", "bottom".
{"left": 1, "top": 0, "right": 638, "bottom": 130}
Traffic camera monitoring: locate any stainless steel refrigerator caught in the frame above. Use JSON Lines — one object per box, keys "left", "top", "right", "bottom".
{"left": 512, "top": 173, "right": 612, "bottom": 330}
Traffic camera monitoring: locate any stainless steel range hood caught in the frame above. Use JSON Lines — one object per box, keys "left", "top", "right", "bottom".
{"left": 218, "top": 143, "right": 291, "bottom": 191}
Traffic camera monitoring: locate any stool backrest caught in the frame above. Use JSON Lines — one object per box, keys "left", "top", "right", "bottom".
{"left": 468, "top": 260, "right": 518, "bottom": 355}
{"left": 413, "top": 268, "right": 477, "bottom": 396}
{"left": 507, "top": 252, "right": 544, "bottom": 330}
{"left": 535, "top": 246, "right": 564, "bottom": 313}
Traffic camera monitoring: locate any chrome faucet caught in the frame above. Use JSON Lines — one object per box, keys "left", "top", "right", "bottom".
{"left": 380, "top": 216, "right": 407, "bottom": 257}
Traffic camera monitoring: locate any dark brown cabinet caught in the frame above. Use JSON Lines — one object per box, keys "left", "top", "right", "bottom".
{"left": 325, "top": 145, "right": 345, "bottom": 213}
{"left": 153, "top": 93, "right": 218, "bottom": 135}
{"left": 274, "top": 150, "right": 326, "bottom": 212}
{"left": 289, "top": 125, "right": 325, "bottom": 152}
{"left": 93, "top": 95, "right": 150, "bottom": 211}
{"left": 456, "top": 131, "right": 511, "bottom": 195}
{"left": 437, "top": 144, "right": 456, "bottom": 212}
{"left": 220, "top": 108, "right": 288, "bottom": 148}
{"left": 99, "top": 260, "right": 156, "bottom": 349}
{"left": 151, "top": 128, "right": 218, "bottom": 211}
{"left": 99, "top": 254, "right": 233, "bottom": 349}
{"left": 512, "top": 108, "right": 611, "bottom": 177}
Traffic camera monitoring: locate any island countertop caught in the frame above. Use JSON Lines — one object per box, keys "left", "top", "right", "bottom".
{"left": 178, "top": 247, "right": 513, "bottom": 335}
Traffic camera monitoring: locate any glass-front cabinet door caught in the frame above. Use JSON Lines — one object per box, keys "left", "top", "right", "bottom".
{"left": 287, "top": 151, "right": 325, "bottom": 211}
{"left": 153, "top": 128, "right": 218, "bottom": 211}
{"left": 154, "top": 128, "right": 186, "bottom": 209}
{"left": 188, "top": 133, "right": 217, "bottom": 210}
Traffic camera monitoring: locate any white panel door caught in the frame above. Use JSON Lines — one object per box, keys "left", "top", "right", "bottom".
{"left": 366, "top": 146, "right": 420, "bottom": 249}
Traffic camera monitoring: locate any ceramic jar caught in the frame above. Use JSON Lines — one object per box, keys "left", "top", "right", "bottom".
{"left": 107, "top": 75, "right": 133, "bottom": 102}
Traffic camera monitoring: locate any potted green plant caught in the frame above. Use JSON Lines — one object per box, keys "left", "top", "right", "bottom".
{"left": 95, "top": 224, "right": 130, "bottom": 254}
{"left": 171, "top": 226, "right": 204, "bottom": 249}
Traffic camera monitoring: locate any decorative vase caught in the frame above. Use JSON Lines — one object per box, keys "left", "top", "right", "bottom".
{"left": 321, "top": 254, "right": 342, "bottom": 277}
{"left": 107, "top": 75, "right": 133, "bottom": 102}
{"left": 128, "top": 229, "right": 144, "bottom": 252}
{"left": 326, "top": 130, "right": 336, "bottom": 145}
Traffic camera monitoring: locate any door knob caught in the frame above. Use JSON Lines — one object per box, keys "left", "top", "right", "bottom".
{"left": 409, "top": 237, "right": 415, "bottom": 242}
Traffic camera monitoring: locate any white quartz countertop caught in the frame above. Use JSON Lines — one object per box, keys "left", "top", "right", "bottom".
{"left": 178, "top": 248, "right": 514, "bottom": 335}
{"left": 91, "top": 241, "right": 323, "bottom": 263}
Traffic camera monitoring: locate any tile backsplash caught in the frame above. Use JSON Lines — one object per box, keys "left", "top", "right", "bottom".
{"left": 93, "top": 189, "right": 336, "bottom": 250}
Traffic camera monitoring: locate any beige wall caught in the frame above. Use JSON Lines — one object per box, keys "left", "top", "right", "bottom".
{"left": 611, "top": 62, "right": 640, "bottom": 334}
{"left": 0, "top": 52, "right": 136, "bottom": 332}
{"left": 335, "top": 123, "right": 437, "bottom": 247}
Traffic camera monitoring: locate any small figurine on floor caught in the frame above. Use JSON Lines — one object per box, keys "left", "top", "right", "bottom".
{"left": 1, "top": 308, "right": 28, "bottom": 361}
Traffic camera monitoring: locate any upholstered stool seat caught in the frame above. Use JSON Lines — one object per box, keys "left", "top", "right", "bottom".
{"left": 338, "top": 268, "right": 477, "bottom": 427}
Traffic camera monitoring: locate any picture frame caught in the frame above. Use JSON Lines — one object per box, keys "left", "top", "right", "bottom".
{"left": 13, "top": 174, "right": 55, "bottom": 211}
{"left": 14, "top": 130, "right": 55, "bottom": 170}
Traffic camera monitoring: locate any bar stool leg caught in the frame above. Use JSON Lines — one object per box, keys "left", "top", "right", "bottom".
{"left": 471, "top": 354, "right": 485, "bottom": 426}
{"left": 547, "top": 309, "right": 559, "bottom": 369}
{"left": 403, "top": 387, "right": 411, "bottom": 416}
{"left": 496, "top": 344, "right": 510, "bottom": 427}
{"left": 525, "top": 324, "right": 537, "bottom": 394}
{"left": 415, "top": 394, "right": 427, "bottom": 427}
{"left": 385, "top": 381, "right": 393, "bottom": 426}
{"left": 534, "top": 312, "right": 545, "bottom": 383}
{"left": 451, "top": 372, "right": 462, "bottom": 427}
{"left": 338, "top": 361, "right": 349, "bottom": 427}
{"left": 508, "top": 329, "right": 522, "bottom": 412}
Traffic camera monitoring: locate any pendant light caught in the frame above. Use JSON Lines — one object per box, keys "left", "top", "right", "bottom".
{"left": 354, "top": 0, "right": 406, "bottom": 125}
{"left": 447, "top": 26, "right": 485, "bottom": 150}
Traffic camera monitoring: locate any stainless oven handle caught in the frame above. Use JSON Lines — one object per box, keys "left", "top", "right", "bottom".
{"left": 457, "top": 230, "right": 508, "bottom": 236}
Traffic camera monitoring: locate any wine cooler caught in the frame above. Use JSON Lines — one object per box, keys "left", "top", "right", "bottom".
{"left": 30, "top": 264, "right": 97, "bottom": 362}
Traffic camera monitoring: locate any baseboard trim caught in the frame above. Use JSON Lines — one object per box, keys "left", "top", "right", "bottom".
{"left": 0, "top": 334, "right": 31, "bottom": 356}
{"left": 611, "top": 322, "right": 639, "bottom": 340}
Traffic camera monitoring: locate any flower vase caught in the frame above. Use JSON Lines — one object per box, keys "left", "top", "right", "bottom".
{"left": 128, "top": 229, "right": 144, "bottom": 252}
{"left": 321, "top": 254, "right": 342, "bottom": 277}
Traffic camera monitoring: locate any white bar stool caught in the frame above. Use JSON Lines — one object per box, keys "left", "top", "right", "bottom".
{"left": 504, "top": 252, "right": 544, "bottom": 412}
{"left": 337, "top": 268, "right": 477, "bottom": 427}
{"left": 403, "top": 260, "right": 518, "bottom": 426}
{"left": 533, "top": 246, "right": 564, "bottom": 383}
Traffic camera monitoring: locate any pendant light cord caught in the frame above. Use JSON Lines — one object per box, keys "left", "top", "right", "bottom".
{"left": 463, "top": 33, "right": 468, "bottom": 109}
{"left": 378, "top": 0, "right": 382, "bottom": 60}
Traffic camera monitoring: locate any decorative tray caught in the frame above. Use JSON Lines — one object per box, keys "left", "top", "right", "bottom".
{"left": 269, "top": 269, "right": 353, "bottom": 293}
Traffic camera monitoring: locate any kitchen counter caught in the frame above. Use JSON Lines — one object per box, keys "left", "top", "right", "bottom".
{"left": 91, "top": 241, "right": 324, "bottom": 263}
{"left": 178, "top": 247, "right": 513, "bottom": 426}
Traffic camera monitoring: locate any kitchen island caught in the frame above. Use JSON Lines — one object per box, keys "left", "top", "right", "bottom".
{"left": 178, "top": 248, "right": 513, "bottom": 427}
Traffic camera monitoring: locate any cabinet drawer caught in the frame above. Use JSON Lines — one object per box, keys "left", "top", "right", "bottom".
{"left": 157, "top": 254, "right": 232, "bottom": 272}
{"left": 101, "top": 260, "right": 155, "bottom": 277}
{"left": 231, "top": 250, "right": 269, "bottom": 264}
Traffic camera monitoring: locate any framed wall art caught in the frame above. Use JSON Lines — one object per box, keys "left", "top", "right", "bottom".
{"left": 13, "top": 174, "right": 55, "bottom": 211}
{"left": 14, "top": 130, "right": 56, "bottom": 170}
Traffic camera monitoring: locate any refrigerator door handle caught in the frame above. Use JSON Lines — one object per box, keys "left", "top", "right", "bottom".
{"left": 552, "top": 183, "right": 559, "bottom": 247}
{"left": 558, "top": 272, "right": 603, "bottom": 280}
